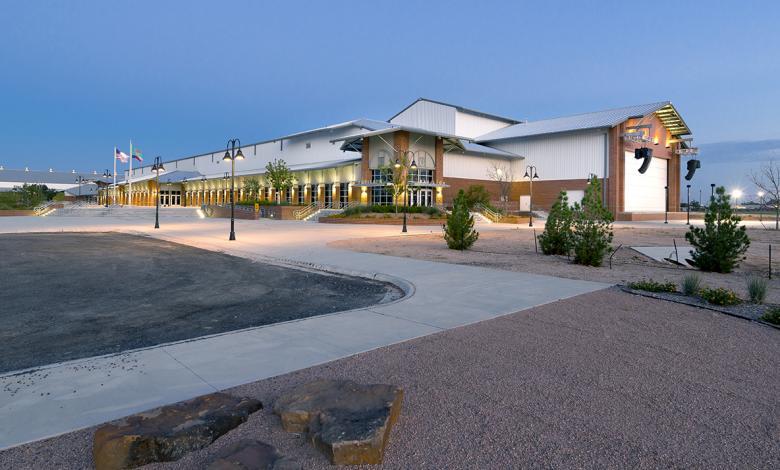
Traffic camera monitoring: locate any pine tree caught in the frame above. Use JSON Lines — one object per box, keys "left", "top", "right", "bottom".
{"left": 571, "top": 177, "right": 613, "bottom": 266}
{"left": 685, "top": 186, "right": 750, "bottom": 273}
{"left": 538, "top": 191, "right": 573, "bottom": 255}
{"left": 444, "top": 190, "right": 479, "bottom": 250}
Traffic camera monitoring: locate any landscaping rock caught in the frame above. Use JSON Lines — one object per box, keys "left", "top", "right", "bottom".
{"left": 93, "top": 392, "right": 262, "bottom": 470}
{"left": 206, "top": 439, "right": 301, "bottom": 470}
{"left": 273, "top": 379, "right": 403, "bottom": 465}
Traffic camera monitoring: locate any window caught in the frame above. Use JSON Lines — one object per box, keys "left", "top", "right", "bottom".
{"left": 371, "top": 169, "right": 390, "bottom": 183}
{"left": 409, "top": 168, "right": 433, "bottom": 183}
{"left": 372, "top": 186, "right": 393, "bottom": 205}
{"left": 285, "top": 187, "right": 292, "bottom": 203}
{"left": 297, "top": 185, "right": 304, "bottom": 205}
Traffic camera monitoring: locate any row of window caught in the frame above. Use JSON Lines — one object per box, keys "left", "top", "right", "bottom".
{"left": 370, "top": 169, "right": 434, "bottom": 184}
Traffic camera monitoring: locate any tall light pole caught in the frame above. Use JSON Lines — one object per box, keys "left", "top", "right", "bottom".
{"left": 686, "top": 184, "right": 691, "bottom": 225}
{"left": 710, "top": 183, "right": 716, "bottom": 199}
{"left": 394, "top": 151, "right": 418, "bottom": 234}
{"left": 223, "top": 138, "right": 245, "bottom": 241}
{"left": 102, "top": 170, "right": 112, "bottom": 207}
{"left": 523, "top": 165, "right": 539, "bottom": 227}
{"left": 151, "top": 157, "right": 165, "bottom": 229}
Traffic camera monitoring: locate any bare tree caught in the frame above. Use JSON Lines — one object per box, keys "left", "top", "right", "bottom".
{"left": 750, "top": 159, "right": 780, "bottom": 230}
{"left": 487, "top": 162, "right": 513, "bottom": 212}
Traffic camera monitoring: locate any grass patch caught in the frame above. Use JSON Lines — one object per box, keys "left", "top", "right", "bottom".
{"left": 680, "top": 273, "right": 702, "bottom": 296}
{"left": 747, "top": 276, "right": 768, "bottom": 304}
{"left": 759, "top": 307, "right": 780, "bottom": 325}
{"left": 700, "top": 287, "right": 741, "bottom": 306}
{"left": 627, "top": 280, "right": 677, "bottom": 293}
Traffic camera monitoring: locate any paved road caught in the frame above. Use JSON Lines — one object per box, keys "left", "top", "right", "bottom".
{"left": 0, "top": 215, "right": 607, "bottom": 449}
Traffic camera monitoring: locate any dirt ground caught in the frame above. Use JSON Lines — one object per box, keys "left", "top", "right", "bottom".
{"left": 3, "top": 289, "right": 778, "bottom": 469}
{"left": 330, "top": 225, "right": 780, "bottom": 303}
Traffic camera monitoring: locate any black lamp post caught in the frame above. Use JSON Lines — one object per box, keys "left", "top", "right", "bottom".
{"left": 102, "top": 170, "right": 112, "bottom": 207}
{"left": 664, "top": 185, "right": 669, "bottom": 224}
{"left": 710, "top": 183, "right": 716, "bottom": 199}
{"left": 223, "top": 138, "right": 245, "bottom": 241}
{"left": 686, "top": 184, "right": 691, "bottom": 225}
{"left": 394, "top": 152, "right": 418, "bottom": 234}
{"left": 523, "top": 165, "right": 539, "bottom": 227}
{"left": 151, "top": 157, "right": 165, "bottom": 229}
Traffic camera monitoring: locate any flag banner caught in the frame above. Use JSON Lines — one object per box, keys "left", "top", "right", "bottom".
{"left": 115, "top": 148, "right": 130, "bottom": 163}
{"left": 132, "top": 148, "right": 143, "bottom": 162}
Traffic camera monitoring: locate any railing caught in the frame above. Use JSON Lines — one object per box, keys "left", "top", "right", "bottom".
{"left": 474, "top": 203, "right": 503, "bottom": 223}
{"left": 293, "top": 202, "right": 320, "bottom": 220}
{"left": 33, "top": 201, "right": 57, "bottom": 216}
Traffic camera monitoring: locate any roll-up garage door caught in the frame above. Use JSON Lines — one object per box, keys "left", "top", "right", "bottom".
{"left": 624, "top": 151, "right": 667, "bottom": 212}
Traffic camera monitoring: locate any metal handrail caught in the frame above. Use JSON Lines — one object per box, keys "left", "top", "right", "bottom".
{"left": 474, "top": 203, "right": 503, "bottom": 222}
{"left": 293, "top": 202, "right": 319, "bottom": 220}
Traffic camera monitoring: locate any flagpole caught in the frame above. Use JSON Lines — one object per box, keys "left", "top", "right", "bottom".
{"left": 129, "top": 140, "right": 133, "bottom": 206}
{"left": 113, "top": 146, "right": 117, "bottom": 205}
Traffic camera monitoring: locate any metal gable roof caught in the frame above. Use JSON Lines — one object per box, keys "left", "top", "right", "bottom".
{"left": 389, "top": 98, "right": 521, "bottom": 124}
{"left": 476, "top": 101, "right": 691, "bottom": 142}
{"left": 0, "top": 168, "right": 108, "bottom": 185}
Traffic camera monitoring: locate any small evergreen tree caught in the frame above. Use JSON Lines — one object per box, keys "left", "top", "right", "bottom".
{"left": 444, "top": 190, "right": 479, "bottom": 250}
{"left": 685, "top": 186, "right": 750, "bottom": 273}
{"left": 538, "top": 191, "right": 573, "bottom": 255}
{"left": 464, "top": 185, "right": 491, "bottom": 210}
{"left": 571, "top": 177, "right": 613, "bottom": 266}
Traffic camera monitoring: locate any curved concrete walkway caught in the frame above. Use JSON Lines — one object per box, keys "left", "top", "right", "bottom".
{"left": 0, "top": 215, "right": 608, "bottom": 449}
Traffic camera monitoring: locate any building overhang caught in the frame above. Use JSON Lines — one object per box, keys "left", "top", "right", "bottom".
{"left": 330, "top": 126, "right": 470, "bottom": 154}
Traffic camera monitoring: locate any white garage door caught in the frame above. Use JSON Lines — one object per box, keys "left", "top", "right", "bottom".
{"left": 624, "top": 151, "right": 667, "bottom": 212}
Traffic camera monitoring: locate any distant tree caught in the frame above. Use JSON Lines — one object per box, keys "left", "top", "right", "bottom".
{"left": 538, "top": 191, "right": 573, "bottom": 255}
{"left": 685, "top": 186, "right": 750, "bottom": 273}
{"left": 571, "top": 177, "right": 613, "bottom": 266}
{"left": 486, "top": 163, "right": 513, "bottom": 212}
{"left": 444, "top": 190, "right": 479, "bottom": 250}
{"left": 13, "top": 184, "right": 55, "bottom": 208}
{"left": 244, "top": 177, "right": 261, "bottom": 201}
{"left": 463, "top": 185, "right": 491, "bottom": 210}
{"left": 264, "top": 159, "right": 295, "bottom": 203}
{"left": 750, "top": 159, "right": 780, "bottom": 230}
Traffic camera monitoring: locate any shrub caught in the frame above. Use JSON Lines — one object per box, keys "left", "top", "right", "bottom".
{"left": 341, "top": 205, "right": 443, "bottom": 217}
{"left": 760, "top": 307, "right": 780, "bottom": 325}
{"left": 464, "top": 185, "right": 491, "bottom": 210}
{"left": 538, "top": 191, "right": 573, "bottom": 255}
{"left": 571, "top": 177, "right": 613, "bottom": 266}
{"left": 700, "top": 287, "right": 741, "bottom": 306}
{"left": 680, "top": 273, "right": 702, "bottom": 296}
{"left": 444, "top": 190, "right": 479, "bottom": 250}
{"left": 627, "top": 280, "right": 677, "bottom": 293}
{"left": 747, "top": 276, "right": 768, "bottom": 304}
{"left": 685, "top": 186, "right": 750, "bottom": 273}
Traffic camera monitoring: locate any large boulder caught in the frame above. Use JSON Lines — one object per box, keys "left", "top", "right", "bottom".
{"left": 206, "top": 439, "right": 301, "bottom": 470}
{"left": 93, "top": 392, "right": 262, "bottom": 470}
{"left": 273, "top": 379, "right": 403, "bottom": 465}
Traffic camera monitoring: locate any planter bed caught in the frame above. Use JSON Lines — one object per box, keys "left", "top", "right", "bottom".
{"left": 320, "top": 215, "right": 446, "bottom": 225}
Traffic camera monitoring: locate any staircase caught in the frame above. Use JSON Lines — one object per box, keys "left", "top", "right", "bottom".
{"left": 49, "top": 204, "right": 200, "bottom": 219}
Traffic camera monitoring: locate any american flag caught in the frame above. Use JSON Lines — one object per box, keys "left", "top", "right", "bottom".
{"left": 115, "top": 148, "right": 129, "bottom": 163}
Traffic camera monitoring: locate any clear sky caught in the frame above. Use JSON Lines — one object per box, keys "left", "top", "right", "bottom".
{"left": 1, "top": 0, "right": 779, "bottom": 174}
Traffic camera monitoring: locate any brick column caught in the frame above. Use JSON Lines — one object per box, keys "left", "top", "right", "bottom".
{"left": 361, "top": 137, "right": 371, "bottom": 182}
{"left": 435, "top": 137, "right": 444, "bottom": 183}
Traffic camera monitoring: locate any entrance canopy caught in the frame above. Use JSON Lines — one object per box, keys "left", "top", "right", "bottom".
{"left": 331, "top": 125, "right": 467, "bottom": 153}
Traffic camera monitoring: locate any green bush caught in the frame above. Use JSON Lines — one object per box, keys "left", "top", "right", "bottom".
{"left": 759, "top": 307, "right": 780, "bottom": 325}
{"left": 627, "top": 280, "right": 677, "bottom": 293}
{"left": 341, "top": 205, "right": 443, "bottom": 217}
{"left": 538, "top": 191, "right": 573, "bottom": 255}
{"left": 444, "top": 190, "right": 479, "bottom": 250}
{"left": 685, "top": 187, "right": 750, "bottom": 273}
{"left": 464, "top": 185, "right": 490, "bottom": 210}
{"left": 747, "top": 276, "right": 768, "bottom": 304}
{"left": 700, "top": 287, "right": 741, "bottom": 306}
{"left": 571, "top": 177, "right": 613, "bottom": 266}
{"left": 680, "top": 273, "right": 702, "bottom": 296}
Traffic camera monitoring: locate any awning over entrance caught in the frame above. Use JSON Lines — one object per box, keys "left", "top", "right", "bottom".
{"left": 330, "top": 125, "right": 468, "bottom": 153}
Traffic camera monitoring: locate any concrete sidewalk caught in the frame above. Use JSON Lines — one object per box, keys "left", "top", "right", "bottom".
{"left": 0, "top": 216, "right": 608, "bottom": 449}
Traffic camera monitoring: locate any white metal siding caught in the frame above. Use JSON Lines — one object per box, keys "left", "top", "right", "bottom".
{"left": 488, "top": 130, "right": 607, "bottom": 181}
{"left": 624, "top": 151, "right": 667, "bottom": 212}
{"left": 455, "top": 112, "right": 512, "bottom": 139}
{"left": 389, "top": 100, "right": 456, "bottom": 135}
{"left": 443, "top": 152, "right": 512, "bottom": 180}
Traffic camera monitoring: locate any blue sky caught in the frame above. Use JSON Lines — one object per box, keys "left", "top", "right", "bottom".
{"left": 1, "top": 0, "right": 779, "bottom": 187}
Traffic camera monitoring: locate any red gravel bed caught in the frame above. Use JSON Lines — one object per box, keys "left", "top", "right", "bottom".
{"left": 2, "top": 288, "right": 779, "bottom": 468}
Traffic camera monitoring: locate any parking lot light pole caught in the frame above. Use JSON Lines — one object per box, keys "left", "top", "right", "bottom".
{"left": 151, "top": 157, "right": 165, "bottom": 229}
{"left": 223, "top": 138, "right": 245, "bottom": 241}
{"left": 710, "top": 183, "right": 716, "bottom": 199}
{"left": 664, "top": 186, "right": 669, "bottom": 224}
{"left": 523, "top": 165, "right": 539, "bottom": 227}
{"left": 102, "top": 170, "right": 112, "bottom": 207}
{"left": 686, "top": 184, "right": 691, "bottom": 225}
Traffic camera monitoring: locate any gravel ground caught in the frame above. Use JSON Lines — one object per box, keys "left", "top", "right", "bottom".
{"left": 2, "top": 288, "right": 778, "bottom": 469}
{"left": 330, "top": 226, "right": 780, "bottom": 303}
{"left": 0, "top": 232, "right": 401, "bottom": 373}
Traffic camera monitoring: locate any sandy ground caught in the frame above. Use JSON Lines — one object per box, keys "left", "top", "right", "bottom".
{"left": 330, "top": 225, "right": 780, "bottom": 303}
{"left": 1, "top": 288, "right": 778, "bottom": 468}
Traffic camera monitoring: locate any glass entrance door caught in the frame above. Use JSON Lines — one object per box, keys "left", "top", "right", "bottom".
{"left": 410, "top": 188, "right": 433, "bottom": 207}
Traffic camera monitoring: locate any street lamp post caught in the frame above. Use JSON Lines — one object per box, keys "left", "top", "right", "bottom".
{"left": 686, "top": 184, "right": 691, "bottom": 225}
{"left": 664, "top": 186, "right": 669, "bottom": 224}
{"left": 223, "top": 138, "right": 245, "bottom": 241}
{"left": 394, "top": 152, "right": 418, "bottom": 234}
{"left": 523, "top": 165, "right": 539, "bottom": 227}
{"left": 710, "top": 183, "right": 716, "bottom": 199}
{"left": 151, "top": 157, "right": 165, "bottom": 229}
{"left": 102, "top": 170, "right": 112, "bottom": 207}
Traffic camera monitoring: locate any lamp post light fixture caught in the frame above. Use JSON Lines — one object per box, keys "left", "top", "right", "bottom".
{"left": 523, "top": 165, "right": 539, "bottom": 227}
{"left": 151, "top": 157, "right": 165, "bottom": 229}
{"left": 102, "top": 170, "right": 112, "bottom": 207}
{"left": 664, "top": 185, "right": 669, "bottom": 224}
{"left": 223, "top": 138, "right": 245, "bottom": 241}
{"left": 394, "top": 152, "right": 418, "bottom": 233}
{"left": 686, "top": 184, "right": 691, "bottom": 225}
{"left": 710, "top": 183, "right": 716, "bottom": 199}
